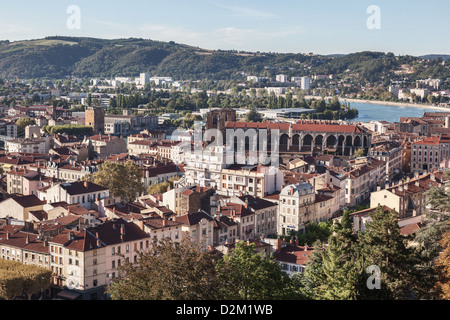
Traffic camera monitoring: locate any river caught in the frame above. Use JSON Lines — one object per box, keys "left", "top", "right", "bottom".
{"left": 349, "top": 102, "right": 448, "bottom": 123}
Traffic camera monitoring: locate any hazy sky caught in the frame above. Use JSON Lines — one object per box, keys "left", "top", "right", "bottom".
{"left": 0, "top": 0, "right": 449, "bottom": 55}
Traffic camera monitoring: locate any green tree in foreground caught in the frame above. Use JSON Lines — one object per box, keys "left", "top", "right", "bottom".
{"left": 359, "top": 206, "right": 421, "bottom": 300}
{"left": 435, "top": 230, "right": 450, "bottom": 299}
{"left": 216, "top": 241, "right": 304, "bottom": 300}
{"left": 0, "top": 260, "right": 51, "bottom": 300}
{"left": 91, "top": 161, "right": 145, "bottom": 202}
{"left": 309, "top": 212, "right": 363, "bottom": 300}
{"left": 413, "top": 170, "right": 450, "bottom": 299}
{"left": 109, "top": 237, "right": 222, "bottom": 300}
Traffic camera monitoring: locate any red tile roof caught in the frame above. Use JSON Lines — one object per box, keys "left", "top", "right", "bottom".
{"left": 225, "top": 121, "right": 363, "bottom": 133}
{"left": 9, "top": 194, "right": 46, "bottom": 208}
{"left": 176, "top": 211, "right": 214, "bottom": 226}
{"left": 400, "top": 223, "right": 423, "bottom": 236}
{"left": 273, "top": 243, "right": 314, "bottom": 266}
{"left": 58, "top": 181, "right": 108, "bottom": 196}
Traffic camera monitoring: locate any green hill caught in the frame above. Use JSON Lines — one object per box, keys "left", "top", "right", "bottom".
{"left": 0, "top": 36, "right": 448, "bottom": 83}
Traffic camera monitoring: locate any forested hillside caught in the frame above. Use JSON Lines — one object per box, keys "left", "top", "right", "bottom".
{"left": 0, "top": 36, "right": 448, "bottom": 82}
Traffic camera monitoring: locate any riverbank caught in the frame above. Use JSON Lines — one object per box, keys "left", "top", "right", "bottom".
{"left": 339, "top": 98, "right": 450, "bottom": 112}
{"left": 303, "top": 95, "right": 450, "bottom": 112}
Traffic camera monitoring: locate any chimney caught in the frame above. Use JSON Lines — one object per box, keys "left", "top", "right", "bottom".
{"left": 431, "top": 173, "right": 436, "bottom": 182}
{"left": 68, "top": 232, "right": 75, "bottom": 241}
{"left": 276, "top": 238, "right": 282, "bottom": 253}
{"left": 140, "top": 220, "right": 145, "bottom": 230}
{"left": 84, "top": 181, "right": 89, "bottom": 189}
{"left": 244, "top": 198, "right": 248, "bottom": 209}
{"left": 6, "top": 231, "right": 10, "bottom": 240}
{"left": 26, "top": 235, "right": 30, "bottom": 244}
{"left": 304, "top": 244, "right": 308, "bottom": 252}
{"left": 162, "top": 219, "right": 167, "bottom": 227}
{"left": 96, "top": 232, "right": 101, "bottom": 248}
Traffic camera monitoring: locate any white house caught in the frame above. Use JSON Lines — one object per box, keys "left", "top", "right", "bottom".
{"left": 38, "top": 181, "right": 110, "bottom": 210}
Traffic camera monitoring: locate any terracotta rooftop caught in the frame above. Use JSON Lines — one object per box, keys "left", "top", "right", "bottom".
{"left": 225, "top": 121, "right": 363, "bottom": 134}
{"left": 57, "top": 181, "right": 108, "bottom": 196}
{"left": 49, "top": 219, "right": 149, "bottom": 251}
{"left": 139, "top": 217, "right": 183, "bottom": 230}
{"left": 273, "top": 243, "right": 315, "bottom": 266}
{"left": 176, "top": 210, "right": 214, "bottom": 226}
{"left": 8, "top": 194, "right": 46, "bottom": 208}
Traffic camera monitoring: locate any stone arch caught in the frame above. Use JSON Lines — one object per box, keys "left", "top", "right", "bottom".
{"left": 337, "top": 135, "right": 346, "bottom": 155}
{"left": 363, "top": 136, "right": 369, "bottom": 148}
{"left": 345, "top": 135, "right": 353, "bottom": 147}
{"left": 245, "top": 135, "right": 251, "bottom": 151}
{"left": 314, "top": 135, "right": 324, "bottom": 148}
{"left": 354, "top": 136, "right": 362, "bottom": 148}
{"left": 326, "top": 135, "right": 337, "bottom": 148}
{"left": 280, "top": 133, "right": 289, "bottom": 151}
{"left": 345, "top": 136, "right": 353, "bottom": 156}
{"left": 303, "top": 134, "right": 313, "bottom": 147}
{"left": 292, "top": 134, "right": 301, "bottom": 151}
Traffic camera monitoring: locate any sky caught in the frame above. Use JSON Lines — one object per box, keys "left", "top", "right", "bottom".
{"left": 0, "top": 0, "right": 449, "bottom": 56}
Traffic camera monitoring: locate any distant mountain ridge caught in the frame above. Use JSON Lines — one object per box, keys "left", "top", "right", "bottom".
{"left": 0, "top": 36, "right": 448, "bottom": 82}
{"left": 418, "top": 54, "right": 450, "bottom": 61}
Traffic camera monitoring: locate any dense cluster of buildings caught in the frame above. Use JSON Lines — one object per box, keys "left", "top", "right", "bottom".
{"left": 0, "top": 96, "right": 449, "bottom": 300}
{"left": 389, "top": 78, "right": 450, "bottom": 102}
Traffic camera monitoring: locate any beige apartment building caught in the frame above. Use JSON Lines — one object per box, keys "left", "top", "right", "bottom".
{"left": 218, "top": 164, "right": 283, "bottom": 198}
{"left": 277, "top": 183, "right": 316, "bottom": 235}
{"left": 369, "top": 140, "right": 403, "bottom": 180}
{"left": 411, "top": 135, "right": 450, "bottom": 173}
{"left": 176, "top": 211, "right": 215, "bottom": 250}
{"left": 370, "top": 171, "right": 447, "bottom": 219}
{"left": 48, "top": 219, "right": 149, "bottom": 300}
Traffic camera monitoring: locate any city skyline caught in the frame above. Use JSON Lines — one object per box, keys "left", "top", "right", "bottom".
{"left": 0, "top": 0, "right": 449, "bottom": 56}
